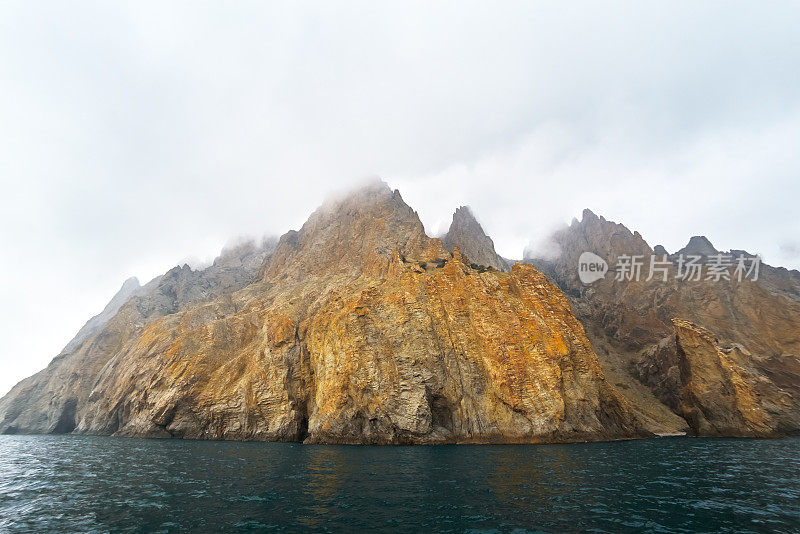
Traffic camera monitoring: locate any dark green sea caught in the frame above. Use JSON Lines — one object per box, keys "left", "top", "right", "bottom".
{"left": 0, "top": 435, "right": 797, "bottom": 533}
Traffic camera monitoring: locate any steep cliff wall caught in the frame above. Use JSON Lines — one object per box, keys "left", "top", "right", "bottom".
{"left": 0, "top": 183, "right": 645, "bottom": 444}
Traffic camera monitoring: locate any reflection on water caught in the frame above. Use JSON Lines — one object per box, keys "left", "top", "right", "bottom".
{"left": 0, "top": 435, "right": 798, "bottom": 532}
{"left": 487, "top": 445, "right": 585, "bottom": 508}
{"left": 301, "top": 446, "right": 349, "bottom": 528}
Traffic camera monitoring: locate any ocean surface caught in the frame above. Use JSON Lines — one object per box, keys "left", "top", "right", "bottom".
{"left": 0, "top": 435, "right": 797, "bottom": 533}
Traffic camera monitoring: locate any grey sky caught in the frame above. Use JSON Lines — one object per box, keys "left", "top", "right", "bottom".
{"left": 1, "top": 1, "right": 799, "bottom": 395}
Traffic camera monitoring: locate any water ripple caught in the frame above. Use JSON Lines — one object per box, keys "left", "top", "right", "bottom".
{"left": 0, "top": 436, "right": 798, "bottom": 532}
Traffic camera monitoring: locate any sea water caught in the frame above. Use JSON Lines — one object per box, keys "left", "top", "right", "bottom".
{"left": 0, "top": 435, "right": 797, "bottom": 532}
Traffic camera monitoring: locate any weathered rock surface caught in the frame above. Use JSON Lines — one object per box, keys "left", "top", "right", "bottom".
{"left": 0, "top": 183, "right": 646, "bottom": 444}
{"left": 526, "top": 210, "right": 800, "bottom": 437}
{"left": 0, "top": 237, "right": 275, "bottom": 436}
{"left": 638, "top": 319, "right": 797, "bottom": 437}
{"left": 6, "top": 188, "right": 797, "bottom": 443}
{"left": 442, "top": 206, "right": 509, "bottom": 272}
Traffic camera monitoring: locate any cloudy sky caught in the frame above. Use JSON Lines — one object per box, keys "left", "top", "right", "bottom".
{"left": 1, "top": 1, "right": 799, "bottom": 395}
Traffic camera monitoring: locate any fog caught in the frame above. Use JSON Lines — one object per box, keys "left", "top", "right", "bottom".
{"left": 1, "top": 1, "right": 799, "bottom": 395}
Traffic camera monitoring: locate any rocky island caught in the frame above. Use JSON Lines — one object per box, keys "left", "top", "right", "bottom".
{"left": 1, "top": 182, "right": 798, "bottom": 444}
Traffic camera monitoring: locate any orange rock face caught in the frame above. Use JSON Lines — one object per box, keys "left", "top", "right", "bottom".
{"left": 0, "top": 182, "right": 646, "bottom": 444}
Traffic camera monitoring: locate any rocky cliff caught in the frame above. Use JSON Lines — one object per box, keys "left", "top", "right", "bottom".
{"left": 0, "top": 183, "right": 646, "bottom": 444}
{"left": 637, "top": 319, "right": 797, "bottom": 437}
{"left": 0, "top": 237, "right": 275, "bottom": 436}
{"left": 4, "top": 187, "right": 798, "bottom": 443}
{"left": 526, "top": 210, "right": 800, "bottom": 437}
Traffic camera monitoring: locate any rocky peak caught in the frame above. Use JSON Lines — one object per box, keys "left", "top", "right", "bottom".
{"left": 560, "top": 209, "right": 652, "bottom": 259}
{"left": 442, "top": 206, "right": 509, "bottom": 271}
{"left": 580, "top": 208, "right": 601, "bottom": 224}
{"left": 526, "top": 209, "right": 652, "bottom": 289}
{"left": 119, "top": 276, "right": 141, "bottom": 293}
{"left": 675, "top": 236, "right": 718, "bottom": 257}
{"left": 263, "top": 180, "right": 440, "bottom": 282}
{"left": 653, "top": 245, "right": 669, "bottom": 256}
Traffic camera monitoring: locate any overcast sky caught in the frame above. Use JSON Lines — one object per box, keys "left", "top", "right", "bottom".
{"left": 1, "top": 1, "right": 799, "bottom": 395}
